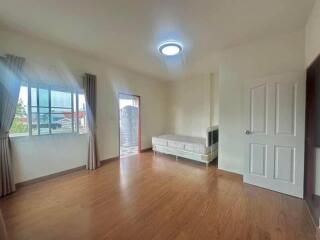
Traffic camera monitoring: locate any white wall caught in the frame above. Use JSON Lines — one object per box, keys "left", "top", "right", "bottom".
{"left": 0, "top": 29, "right": 169, "bottom": 183}
{"left": 167, "top": 73, "right": 219, "bottom": 138}
{"left": 218, "top": 30, "right": 305, "bottom": 174}
{"left": 11, "top": 135, "right": 88, "bottom": 182}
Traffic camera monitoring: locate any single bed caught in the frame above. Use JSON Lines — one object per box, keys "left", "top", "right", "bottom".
{"left": 152, "top": 127, "right": 218, "bottom": 165}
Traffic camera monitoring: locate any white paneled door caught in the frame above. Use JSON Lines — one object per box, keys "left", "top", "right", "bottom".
{"left": 244, "top": 72, "right": 306, "bottom": 198}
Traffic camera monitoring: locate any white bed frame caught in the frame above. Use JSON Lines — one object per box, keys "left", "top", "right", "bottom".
{"left": 152, "top": 127, "right": 218, "bottom": 166}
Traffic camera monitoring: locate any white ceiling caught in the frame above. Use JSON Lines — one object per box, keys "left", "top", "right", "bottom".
{"left": 0, "top": 0, "right": 315, "bottom": 81}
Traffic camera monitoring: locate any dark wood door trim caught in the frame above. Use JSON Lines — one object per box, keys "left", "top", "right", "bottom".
{"left": 305, "top": 54, "right": 320, "bottom": 226}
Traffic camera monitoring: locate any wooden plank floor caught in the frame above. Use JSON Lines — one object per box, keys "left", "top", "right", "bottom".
{"left": 0, "top": 152, "right": 316, "bottom": 240}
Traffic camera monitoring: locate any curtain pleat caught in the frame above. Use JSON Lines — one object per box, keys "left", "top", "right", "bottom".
{"left": 83, "top": 73, "right": 99, "bottom": 170}
{"left": 0, "top": 54, "right": 25, "bottom": 197}
{"left": 0, "top": 209, "right": 8, "bottom": 240}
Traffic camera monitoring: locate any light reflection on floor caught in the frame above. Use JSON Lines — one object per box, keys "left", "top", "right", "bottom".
{"left": 120, "top": 146, "right": 139, "bottom": 157}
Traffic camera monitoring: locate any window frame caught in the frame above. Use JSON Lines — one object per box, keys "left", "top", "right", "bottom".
{"left": 10, "top": 81, "right": 87, "bottom": 138}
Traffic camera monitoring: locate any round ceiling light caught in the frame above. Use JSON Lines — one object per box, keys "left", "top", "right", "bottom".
{"left": 159, "top": 42, "right": 183, "bottom": 56}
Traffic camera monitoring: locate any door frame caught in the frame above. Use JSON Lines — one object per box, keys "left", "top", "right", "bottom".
{"left": 304, "top": 54, "right": 320, "bottom": 226}
{"left": 118, "top": 92, "right": 141, "bottom": 157}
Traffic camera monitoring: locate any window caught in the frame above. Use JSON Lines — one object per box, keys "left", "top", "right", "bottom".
{"left": 50, "top": 89, "right": 72, "bottom": 134}
{"left": 10, "top": 83, "right": 87, "bottom": 137}
{"left": 78, "top": 93, "right": 87, "bottom": 134}
{"left": 10, "top": 85, "right": 29, "bottom": 137}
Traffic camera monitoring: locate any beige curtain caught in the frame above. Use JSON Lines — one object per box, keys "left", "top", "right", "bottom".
{"left": 83, "top": 73, "right": 99, "bottom": 170}
{"left": 0, "top": 54, "right": 25, "bottom": 197}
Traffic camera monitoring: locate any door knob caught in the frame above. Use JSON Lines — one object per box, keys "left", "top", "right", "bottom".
{"left": 245, "top": 130, "right": 252, "bottom": 135}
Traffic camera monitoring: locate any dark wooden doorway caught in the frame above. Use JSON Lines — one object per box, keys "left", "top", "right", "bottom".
{"left": 305, "top": 55, "right": 320, "bottom": 226}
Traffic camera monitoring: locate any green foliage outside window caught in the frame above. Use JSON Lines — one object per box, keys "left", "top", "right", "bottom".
{"left": 10, "top": 99, "right": 28, "bottom": 134}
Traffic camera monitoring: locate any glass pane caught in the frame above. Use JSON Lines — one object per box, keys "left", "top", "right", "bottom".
{"left": 51, "top": 89, "right": 73, "bottom": 134}
{"left": 39, "top": 107, "right": 49, "bottom": 113}
{"left": 32, "top": 106, "right": 38, "bottom": 113}
{"left": 51, "top": 113, "right": 72, "bottom": 134}
{"left": 78, "top": 94, "right": 87, "bottom": 134}
{"left": 10, "top": 85, "right": 29, "bottom": 137}
{"left": 31, "top": 113, "right": 38, "bottom": 135}
{"left": 73, "top": 93, "right": 78, "bottom": 132}
{"left": 39, "top": 88, "right": 49, "bottom": 107}
{"left": 51, "top": 113, "right": 64, "bottom": 123}
{"left": 39, "top": 113, "right": 49, "bottom": 134}
{"left": 51, "top": 90, "right": 72, "bottom": 108}
{"left": 79, "top": 94, "right": 86, "bottom": 111}
{"left": 31, "top": 87, "right": 37, "bottom": 106}
{"left": 51, "top": 107, "right": 71, "bottom": 114}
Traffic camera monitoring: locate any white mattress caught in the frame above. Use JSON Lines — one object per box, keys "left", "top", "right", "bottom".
{"left": 152, "top": 134, "right": 210, "bottom": 154}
